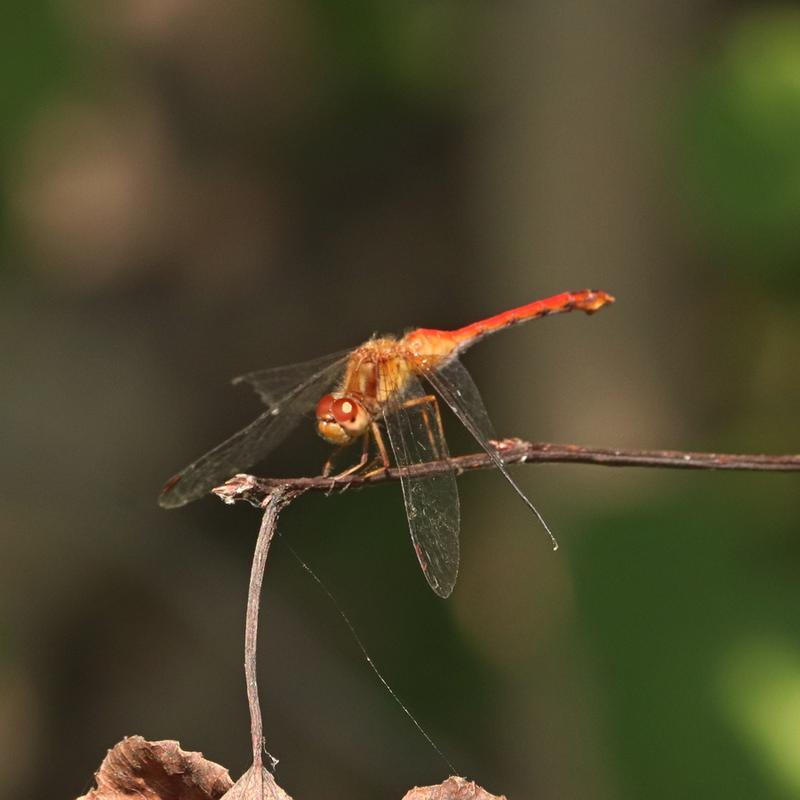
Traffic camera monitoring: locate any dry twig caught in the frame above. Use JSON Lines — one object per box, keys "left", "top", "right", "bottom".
{"left": 238, "top": 488, "right": 301, "bottom": 800}
{"left": 212, "top": 437, "right": 800, "bottom": 507}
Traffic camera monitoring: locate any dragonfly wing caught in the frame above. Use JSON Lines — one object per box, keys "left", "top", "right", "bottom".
{"left": 233, "top": 349, "right": 352, "bottom": 406}
{"left": 159, "top": 352, "right": 350, "bottom": 508}
{"left": 422, "top": 356, "right": 558, "bottom": 548}
{"left": 381, "top": 366, "right": 460, "bottom": 598}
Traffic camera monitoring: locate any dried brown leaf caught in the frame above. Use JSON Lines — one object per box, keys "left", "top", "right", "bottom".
{"left": 77, "top": 736, "right": 233, "bottom": 800}
{"left": 220, "top": 765, "right": 293, "bottom": 800}
{"left": 77, "top": 738, "right": 503, "bottom": 799}
{"left": 402, "top": 776, "right": 507, "bottom": 800}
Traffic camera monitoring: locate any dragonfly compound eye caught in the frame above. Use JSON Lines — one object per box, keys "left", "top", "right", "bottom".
{"left": 332, "top": 397, "right": 358, "bottom": 423}
{"left": 333, "top": 396, "right": 369, "bottom": 436}
{"left": 315, "top": 394, "right": 336, "bottom": 419}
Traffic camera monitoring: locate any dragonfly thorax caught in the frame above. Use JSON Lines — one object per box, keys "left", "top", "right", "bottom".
{"left": 315, "top": 392, "right": 371, "bottom": 445}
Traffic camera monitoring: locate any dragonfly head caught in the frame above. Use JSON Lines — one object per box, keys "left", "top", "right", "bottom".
{"left": 315, "top": 393, "right": 370, "bottom": 445}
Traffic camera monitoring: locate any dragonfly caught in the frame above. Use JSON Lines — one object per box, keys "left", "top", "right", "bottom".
{"left": 159, "top": 289, "right": 614, "bottom": 597}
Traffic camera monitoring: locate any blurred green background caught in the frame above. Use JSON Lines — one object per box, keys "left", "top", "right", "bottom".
{"left": 2, "top": 2, "right": 799, "bottom": 798}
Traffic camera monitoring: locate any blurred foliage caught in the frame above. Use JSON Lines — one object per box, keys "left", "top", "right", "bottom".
{"left": 0, "top": 2, "right": 73, "bottom": 153}
{"left": 312, "top": 0, "right": 469, "bottom": 104}
{"left": 681, "top": 8, "right": 800, "bottom": 283}
{"left": 0, "top": 1, "right": 74, "bottom": 260}
{"left": 572, "top": 477, "right": 800, "bottom": 799}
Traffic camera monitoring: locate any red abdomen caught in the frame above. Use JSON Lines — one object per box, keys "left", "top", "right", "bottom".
{"left": 405, "top": 289, "right": 614, "bottom": 354}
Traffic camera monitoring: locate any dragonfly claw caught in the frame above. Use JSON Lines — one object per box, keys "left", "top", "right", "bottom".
{"left": 362, "top": 464, "right": 387, "bottom": 479}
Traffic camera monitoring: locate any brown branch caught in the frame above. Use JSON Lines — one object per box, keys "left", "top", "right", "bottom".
{"left": 213, "top": 437, "right": 800, "bottom": 507}
{"left": 240, "top": 487, "right": 302, "bottom": 800}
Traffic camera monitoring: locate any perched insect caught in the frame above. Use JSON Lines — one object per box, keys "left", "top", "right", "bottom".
{"left": 160, "top": 290, "right": 615, "bottom": 596}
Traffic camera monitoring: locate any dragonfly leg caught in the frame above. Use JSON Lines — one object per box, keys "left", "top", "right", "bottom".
{"left": 322, "top": 451, "right": 341, "bottom": 495}
{"left": 396, "top": 394, "right": 446, "bottom": 459}
{"left": 321, "top": 447, "right": 345, "bottom": 478}
{"left": 327, "top": 430, "right": 373, "bottom": 482}
{"left": 362, "top": 421, "right": 391, "bottom": 478}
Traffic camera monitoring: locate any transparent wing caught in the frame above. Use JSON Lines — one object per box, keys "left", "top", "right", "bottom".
{"left": 159, "top": 352, "right": 350, "bottom": 508}
{"left": 233, "top": 349, "right": 353, "bottom": 406}
{"left": 421, "top": 356, "right": 558, "bottom": 548}
{"left": 380, "top": 363, "right": 460, "bottom": 598}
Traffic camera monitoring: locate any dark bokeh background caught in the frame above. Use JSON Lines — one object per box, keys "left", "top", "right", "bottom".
{"left": 2, "top": 2, "right": 800, "bottom": 798}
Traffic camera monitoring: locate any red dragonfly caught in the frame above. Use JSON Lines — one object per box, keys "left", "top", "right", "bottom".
{"left": 160, "top": 290, "right": 614, "bottom": 597}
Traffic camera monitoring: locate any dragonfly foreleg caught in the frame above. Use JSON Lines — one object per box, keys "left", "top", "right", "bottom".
{"left": 321, "top": 447, "right": 344, "bottom": 478}
{"left": 324, "top": 430, "right": 374, "bottom": 483}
